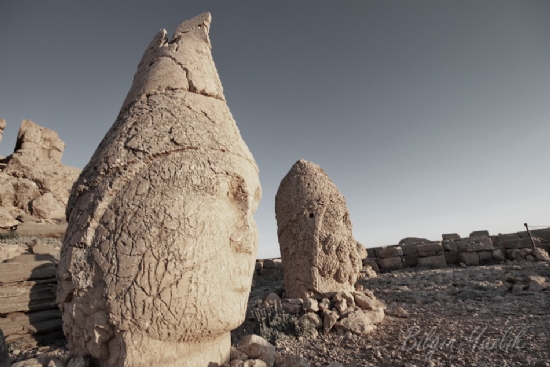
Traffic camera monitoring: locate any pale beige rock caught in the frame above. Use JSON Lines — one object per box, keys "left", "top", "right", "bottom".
{"left": 334, "top": 310, "right": 375, "bottom": 335}
{"left": 0, "top": 207, "right": 19, "bottom": 228}
{"left": 275, "top": 160, "right": 361, "bottom": 299}
{"left": 57, "top": 13, "right": 261, "bottom": 367}
{"left": 31, "top": 192, "right": 65, "bottom": 219}
{"left": 0, "top": 119, "right": 80, "bottom": 221}
{"left": 356, "top": 241, "right": 368, "bottom": 259}
{"left": 0, "top": 118, "right": 6, "bottom": 142}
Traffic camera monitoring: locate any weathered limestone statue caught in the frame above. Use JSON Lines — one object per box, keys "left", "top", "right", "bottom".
{"left": 0, "top": 118, "right": 6, "bottom": 142}
{"left": 57, "top": 13, "right": 261, "bottom": 367}
{"left": 275, "top": 160, "right": 361, "bottom": 299}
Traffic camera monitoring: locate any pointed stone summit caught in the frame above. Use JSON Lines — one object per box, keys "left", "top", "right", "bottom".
{"left": 275, "top": 160, "right": 361, "bottom": 299}
{"left": 57, "top": 13, "right": 261, "bottom": 367}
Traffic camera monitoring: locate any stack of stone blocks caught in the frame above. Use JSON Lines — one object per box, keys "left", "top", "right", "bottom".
{"left": 368, "top": 229, "right": 550, "bottom": 272}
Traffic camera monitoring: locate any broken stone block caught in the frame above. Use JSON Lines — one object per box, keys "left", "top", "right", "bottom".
{"left": 442, "top": 233, "right": 461, "bottom": 240}
{"left": 477, "top": 250, "right": 494, "bottom": 264}
{"left": 377, "top": 256, "right": 403, "bottom": 271}
{"left": 375, "top": 246, "right": 403, "bottom": 259}
{"left": 469, "top": 230, "right": 490, "bottom": 237}
{"left": 417, "top": 255, "right": 447, "bottom": 268}
{"left": 444, "top": 252, "right": 459, "bottom": 265}
{"left": 456, "top": 236, "right": 494, "bottom": 252}
{"left": 275, "top": 160, "right": 361, "bottom": 299}
{"left": 492, "top": 249, "right": 506, "bottom": 261}
{"left": 442, "top": 240, "right": 458, "bottom": 253}
{"left": 501, "top": 238, "right": 538, "bottom": 249}
{"left": 416, "top": 242, "right": 443, "bottom": 257}
{"left": 458, "top": 252, "right": 479, "bottom": 266}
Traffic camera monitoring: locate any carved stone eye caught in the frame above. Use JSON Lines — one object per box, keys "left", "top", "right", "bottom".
{"left": 309, "top": 213, "right": 314, "bottom": 218}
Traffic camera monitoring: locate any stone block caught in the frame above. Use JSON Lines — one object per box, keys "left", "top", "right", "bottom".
{"left": 403, "top": 256, "right": 419, "bottom": 267}
{"left": 417, "top": 255, "right": 447, "bottom": 268}
{"left": 477, "top": 250, "right": 494, "bottom": 264}
{"left": 458, "top": 252, "right": 479, "bottom": 266}
{"left": 416, "top": 242, "right": 443, "bottom": 257}
{"left": 263, "top": 258, "right": 282, "bottom": 270}
{"left": 259, "top": 269, "right": 280, "bottom": 280}
{"left": 401, "top": 243, "right": 419, "bottom": 257}
{"left": 366, "top": 247, "right": 376, "bottom": 259}
{"left": 442, "top": 233, "right": 461, "bottom": 240}
{"left": 492, "top": 249, "right": 505, "bottom": 261}
{"left": 501, "top": 238, "right": 538, "bottom": 249}
{"left": 456, "top": 236, "right": 494, "bottom": 252}
{"left": 469, "top": 230, "right": 489, "bottom": 237}
{"left": 375, "top": 246, "right": 403, "bottom": 259}
{"left": 444, "top": 252, "right": 459, "bottom": 265}
{"left": 442, "top": 240, "right": 457, "bottom": 252}
{"left": 377, "top": 256, "right": 403, "bottom": 271}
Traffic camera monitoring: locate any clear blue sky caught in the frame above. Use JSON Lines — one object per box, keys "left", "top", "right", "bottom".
{"left": 1, "top": 1, "right": 549, "bottom": 258}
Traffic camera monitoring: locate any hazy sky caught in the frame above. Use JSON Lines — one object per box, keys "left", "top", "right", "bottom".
{"left": 1, "top": 1, "right": 549, "bottom": 258}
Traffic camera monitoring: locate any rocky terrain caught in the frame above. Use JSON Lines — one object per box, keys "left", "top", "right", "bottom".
{"left": 3, "top": 250, "right": 548, "bottom": 367}
{"left": 0, "top": 118, "right": 80, "bottom": 230}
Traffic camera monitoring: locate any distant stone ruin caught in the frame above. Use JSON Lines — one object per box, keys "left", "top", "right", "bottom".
{"left": 57, "top": 13, "right": 261, "bottom": 367}
{"left": 366, "top": 230, "right": 550, "bottom": 272}
{"left": 275, "top": 159, "right": 362, "bottom": 299}
{"left": 0, "top": 119, "right": 80, "bottom": 226}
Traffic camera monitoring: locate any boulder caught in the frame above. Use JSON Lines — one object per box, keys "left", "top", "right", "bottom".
{"left": 334, "top": 310, "right": 375, "bottom": 335}
{"left": 275, "top": 160, "right": 361, "bottom": 299}
{"left": 0, "top": 207, "right": 19, "bottom": 229}
{"left": 356, "top": 241, "right": 368, "bottom": 259}
{"left": 398, "top": 237, "right": 431, "bottom": 246}
{"left": 442, "top": 240, "right": 457, "bottom": 252}
{"left": 477, "top": 250, "right": 494, "bottom": 264}
{"left": 57, "top": 13, "right": 261, "bottom": 367}
{"left": 30, "top": 193, "right": 65, "bottom": 219}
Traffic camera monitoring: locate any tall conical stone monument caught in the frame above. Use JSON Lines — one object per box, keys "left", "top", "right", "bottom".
{"left": 57, "top": 13, "right": 261, "bottom": 367}
{"left": 275, "top": 159, "right": 361, "bottom": 299}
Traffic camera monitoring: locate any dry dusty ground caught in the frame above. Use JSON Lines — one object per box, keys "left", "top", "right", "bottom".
{"left": 5, "top": 257, "right": 550, "bottom": 367}
{"left": 236, "top": 260, "right": 550, "bottom": 367}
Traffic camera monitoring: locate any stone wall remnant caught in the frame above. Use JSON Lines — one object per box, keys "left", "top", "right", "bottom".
{"left": 275, "top": 160, "right": 361, "bottom": 299}
{"left": 57, "top": 13, "right": 261, "bottom": 367}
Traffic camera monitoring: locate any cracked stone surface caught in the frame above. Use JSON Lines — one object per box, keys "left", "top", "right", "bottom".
{"left": 57, "top": 13, "right": 261, "bottom": 367}
{"left": 275, "top": 160, "right": 361, "bottom": 299}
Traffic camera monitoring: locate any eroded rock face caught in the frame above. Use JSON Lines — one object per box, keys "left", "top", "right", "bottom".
{"left": 275, "top": 160, "right": 361, "bottom": 299}
{"left": 0, "top": 118, "right": 6, "bottom": 142}
{"left": 0, "top": 119, "right": 80, "bottom": 221}
{"left": 57, "top": 13, "right": 261, "bottom": 367}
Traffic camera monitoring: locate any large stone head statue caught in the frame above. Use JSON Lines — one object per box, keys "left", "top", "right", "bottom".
{"left": 57, "top": 13, "right": 261, "bottom": 367}
{"left": 275, "top": 160, "right": 361, "bottom": 299}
